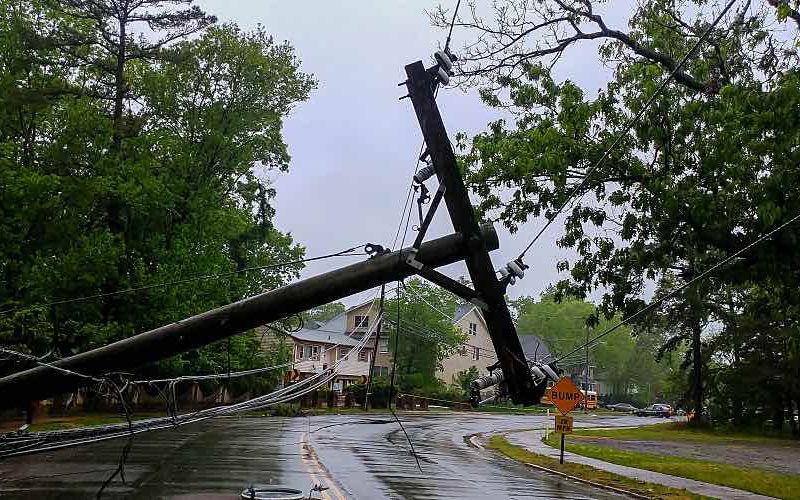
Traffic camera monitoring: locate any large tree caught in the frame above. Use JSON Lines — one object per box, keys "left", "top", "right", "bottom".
{"left": 53, "top": 0, "right": 216, "bottom": 147}
{"left": 0, "top": 2, "right": 315, "bottom": 387}
{"left": 437, "top": 0, "right": 800, "bottom": 423}
{"left": 513, "top": 291, "right": 668, "bottom": 402}
{"left": 386, "top": 279, "right": 466, "bottom": 388}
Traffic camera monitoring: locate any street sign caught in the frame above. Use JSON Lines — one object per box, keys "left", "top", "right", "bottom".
{"left": 548, "top": 377, "right": 584, "bottom": 415}
{"left": 554, "top": 414, "right": 573, "bottom": 434}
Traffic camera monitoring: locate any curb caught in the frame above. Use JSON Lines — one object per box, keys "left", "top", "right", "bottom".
{"left": 515, "top": 455, "right": 650, "bottom": 499}
{"left": 465, "top": 433, "right": 483, "bottom": 449}
{"left": 482, "top": 433, "right": 649, "bottom": 500}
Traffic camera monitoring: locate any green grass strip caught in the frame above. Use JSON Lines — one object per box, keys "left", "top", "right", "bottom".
{"left": 486, "top": 435, "right": 706, "bottom": 499}
{"left": 545, "top": 433, "right": 800, "bottom": 499}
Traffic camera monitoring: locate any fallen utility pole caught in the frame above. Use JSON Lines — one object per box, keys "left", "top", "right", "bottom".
{"left": 403, "top": 60, "right": 538, "bottom": 405}
{"left": 0, "top": 228, "right": 498, "bottom": 409}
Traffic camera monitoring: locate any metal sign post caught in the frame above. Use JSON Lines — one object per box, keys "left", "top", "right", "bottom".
{"left": 547, "top": 377, "right": 583, "bottom": 464}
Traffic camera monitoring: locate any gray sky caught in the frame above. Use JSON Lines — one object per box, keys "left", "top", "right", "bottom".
{"left": 195, "top": 1, "right": 632, "bottom": 306}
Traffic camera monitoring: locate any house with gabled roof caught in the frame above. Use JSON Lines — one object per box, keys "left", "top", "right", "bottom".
{"left": 437, "top": 303, "right": 496, "bottom": 384}
{"left": 259, "top": 296, "right": 554, "bottom": 392}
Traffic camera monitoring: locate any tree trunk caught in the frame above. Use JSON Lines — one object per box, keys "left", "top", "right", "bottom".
{"left": 112, "top": 15, "right": 127, "bottom": 149}
{"left": 691, "top": 316, "right": 704, "bottom": 425}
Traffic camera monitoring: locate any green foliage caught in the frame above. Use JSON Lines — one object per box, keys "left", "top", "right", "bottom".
{"left": 514, "top": 293, "right": 670, "bottom": 402}
{"left": 0, "top": 2, "right": 315, "bottom": 383}
{"left": 302, "top": 302, "right": 346, "bottom": 327}
{"left": 384, "top": 279, "right": 466, "bottom": 385}
{"left": 344, "top": 376, "right": 392, "bottom": 408}
{"left": 457, "top": 0, "right": 800, "bottom": 429}
{"left": 397, "top": 374, "right": 464, "bottom": 403}
{"left": 452, "top": 366, "right": 479, "bottom": 399}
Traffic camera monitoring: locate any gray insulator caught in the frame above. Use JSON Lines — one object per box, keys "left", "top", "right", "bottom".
{"left": 435, "top": 50, "right": 453, "bottom": 72}
{"left": 472, "top": 371, "right": 505, "bottom": 391}
{"left": 541, "top": 364, "right": 559, "bottom": 381}
{"left": 413, "top": 164, "right": 437, "bottom": 184}
{"left": 437, "top": 66, "right": 450, "bottom": 85}
{"left": 529, "top": 365, "right": 545, "bottom": 383}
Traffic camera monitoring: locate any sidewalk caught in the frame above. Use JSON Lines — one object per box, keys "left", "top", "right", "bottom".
{"left": 503, "top": 429, "right": 776, "bottom": 500}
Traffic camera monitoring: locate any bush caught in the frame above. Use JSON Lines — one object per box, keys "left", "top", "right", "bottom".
{"left": 269, "top": 404, "right": 303, "bottom": 417}
{"left": 397, "top": 374, "right": 464, "bottom": 405}
{"left": 344, "top": 377, "right": 392, "bottom": 408}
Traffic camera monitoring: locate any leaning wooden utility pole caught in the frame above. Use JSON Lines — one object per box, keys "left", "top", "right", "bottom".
{"left": 403, "top": 60, "right": 538, "bottom": 405}
{"left": 0, "top": 229, "right": 498, "bottom": 409}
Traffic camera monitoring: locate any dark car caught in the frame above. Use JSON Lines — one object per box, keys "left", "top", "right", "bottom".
{"left": 607, "top": 403, "right": 637, "bottom": 413}
{"left": 635, "top": 404, "right": 672, "bottom": 417}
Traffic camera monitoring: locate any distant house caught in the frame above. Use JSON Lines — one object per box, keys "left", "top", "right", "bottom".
{"left": 437, "top": 304, "right": 496, "bottom": 384}
{"left": 259, "top": 299, "right": 560, "bottom": 392}
{"left": 257, "top": 299, "right": 386, "bottom": 392}
{"left": 289, "top": 327, "right": 373, "bottom": 391}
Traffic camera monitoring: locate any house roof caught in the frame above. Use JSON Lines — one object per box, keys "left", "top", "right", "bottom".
{"left": 290, "top": 328, "right": 360, "bottom": 347}
{"left": 518, "top": 334, "right": 551, "bottom": 362}
{"left": 318, "top": 311, "right": 347, "bottom": 333}
{"left": 453, "top": 303, "right": 474, "bottom": 323}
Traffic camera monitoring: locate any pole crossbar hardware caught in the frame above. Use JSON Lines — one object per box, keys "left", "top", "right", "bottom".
{"left": 0, "top": 228, "right": 499, "bottom": 410}
{"left": 412, "top": 183, "right": 445, "bottom": 250}
{"left": 404, "top": 60, "right": 540, "bottom": 405}
{"left": 415, "top": 266, "right": 485, "bottom": 308}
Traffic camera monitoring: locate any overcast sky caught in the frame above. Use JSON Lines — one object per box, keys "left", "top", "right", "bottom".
{"left": 195, "top": 1, "right": 632, "bottom": 306}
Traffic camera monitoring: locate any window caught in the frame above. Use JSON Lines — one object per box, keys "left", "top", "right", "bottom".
{"left": 472, "top": 346, "right": 480, "bottom": 361}
{"left": 358, "top": 350, "right": 369, "bottom": 362}
{"left": 468, "top": 322, "right": 477, "bottom": 336}
{"left": 378, "top": 337, "right": 389, "bottom": 353}
{"left": 299, "top": 344, "right": 319, "bottom": 361}
{"left": 354, "top": 315, "right": 369, "bottom": 329}
{"left": 372, "top": 366, "right": 390, "bottom": 377}
{"left": 338, "top": 347, "right": 348, "bottom": 360}
{"left": 459, "top": 346, "right": 467, "bottom": 357}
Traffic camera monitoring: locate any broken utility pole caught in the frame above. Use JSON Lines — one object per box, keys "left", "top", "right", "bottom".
{"left": 0, "top": 228, "right": 498, "bottom": 409}
{"left": 403, "top": 60, "right": 538, "bottom": 405}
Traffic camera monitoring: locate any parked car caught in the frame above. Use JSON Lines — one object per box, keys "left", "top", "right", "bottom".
{"left": 635, "top": 404, "right": 672, "bottom": 417}
{"left": 607, "top": 403, "right": 638, "bottom": 413}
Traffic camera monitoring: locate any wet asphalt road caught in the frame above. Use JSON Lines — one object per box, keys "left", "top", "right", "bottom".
{"left": 0, "top": 412, "right": 646, "bottom": 499}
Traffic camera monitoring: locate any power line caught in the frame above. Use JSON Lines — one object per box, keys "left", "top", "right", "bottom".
{"left": 0, "top": 244, "right": 368, "bottom": 315}
{"left": 391, "top": 142, "right": 426, "bottom": 250}
{"left": 444, "top": 0, "right": 462, "bottom": 52}
{"left": 553, "top": 211, "right": 800, "bottom": 363}
{"left": 0, "top": 314, "right": 385, "bottom": 458}
{"left": 516, "top": 0, "right": 739, "bottom": 260}
{"left": 0, "top": 347, "right": 103, "bottom": 382}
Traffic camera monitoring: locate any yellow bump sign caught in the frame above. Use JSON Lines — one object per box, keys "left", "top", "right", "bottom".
{"left": 554, "top": 414, "right": 573, "bottom": 434}
{"left": 548, "top": 377, "right": 584, "bottom": 415}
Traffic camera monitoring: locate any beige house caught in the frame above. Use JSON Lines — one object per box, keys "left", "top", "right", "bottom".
{"left": 256, "top": 299, "right": 388, "bottom": 391}
{"left": 437, "top": 303, "right": 496, "bottom": 384}
{"left": 259, "top": 298, "right": 506, "bottom": 390}
{"left": 290, "top": 328, "right": 373, "bottom": 391}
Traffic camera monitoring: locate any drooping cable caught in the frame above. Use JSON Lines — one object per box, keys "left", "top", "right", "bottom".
{"left": 552, "top": 211, "right": 800, "bottom": 364}
{"left": 0, "top": 244, "right": 368, "bottom": 315}
{"left": 444, "top": 0, "right": 462, "bottom": 52}
{"left": 0, "top": 306, "right": 386, "bottom": 458}
{"left": 386, "top": 281, "right": 422, "bottom": 473}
